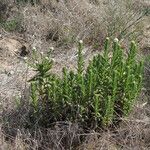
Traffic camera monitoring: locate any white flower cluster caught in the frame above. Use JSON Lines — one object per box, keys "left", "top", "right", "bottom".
{"left": 79, "top": 40, "right": 83, "bottom": 44}
{"left": 114, "top": 38, "right": 119, "bottom": 42}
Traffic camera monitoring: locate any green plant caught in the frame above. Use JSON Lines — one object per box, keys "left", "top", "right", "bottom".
{"left": 27, "top": 38, "right": 144, "bottom": 128}
{"left": 1, "top": 18, "right": 21, "bottom": 32}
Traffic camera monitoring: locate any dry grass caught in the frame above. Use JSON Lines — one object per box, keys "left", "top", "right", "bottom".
{"left": 20, "top": 0, "right": 106, "bottom": 51}
{"left": 1, "top": 94, "right": 150, "bottom": 149}
{"left": 1, "top": 0, "right": 146, "bottom": 50}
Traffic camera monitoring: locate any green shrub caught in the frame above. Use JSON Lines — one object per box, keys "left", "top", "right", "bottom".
{"left": 27, "top": 38, "right": 144, "bottom": 128}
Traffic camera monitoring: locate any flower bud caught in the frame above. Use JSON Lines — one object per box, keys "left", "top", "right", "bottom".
{"left": 114, "top": 38, "right": 119, "bottom": 43}
{"left": 79, "top": 40, "right": 83, "bottom": 44}
{"left": 32, "top": 47, "right": 36, "bottom": 51}
{"left": 50, "top": 47, "right": 54, "bottom": 51}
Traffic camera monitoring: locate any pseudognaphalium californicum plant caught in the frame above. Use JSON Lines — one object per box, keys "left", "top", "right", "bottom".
{"left": 27, "top": 38, "right": 144, "bottom": 128}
